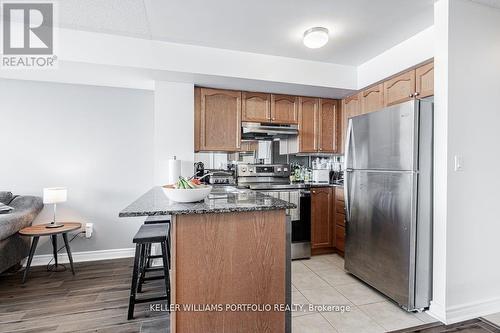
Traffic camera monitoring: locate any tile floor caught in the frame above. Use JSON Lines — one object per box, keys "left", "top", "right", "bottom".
{"left": 291, "top": 253, "right": 438, "bottom": 333}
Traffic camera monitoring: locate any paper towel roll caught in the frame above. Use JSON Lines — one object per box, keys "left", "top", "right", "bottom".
{"left": 168, "top": 157, "right": 181, "bottom": 184}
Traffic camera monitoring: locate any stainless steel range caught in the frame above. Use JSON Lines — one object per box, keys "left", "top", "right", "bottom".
{"left": 236, "top": 163, "right": 290, "bottom": 187}
{"left": 236, "top": 163, "right": 311, "bottom": 259}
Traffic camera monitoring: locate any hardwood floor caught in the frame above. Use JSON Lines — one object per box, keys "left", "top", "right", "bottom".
{"left": 3, "top": 256, "right": 499, "bottom": 333}
{"left": 0, "top": 258, "right": 169, "bottom": 333}
{"left": 392, "top": 318, "right": 500, "bottom": 333}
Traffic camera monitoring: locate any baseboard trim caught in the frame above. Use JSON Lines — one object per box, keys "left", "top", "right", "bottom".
{"left": 428, "top": 300, "right": 447, "bottom": 323}
{"left": 445, "top": 296, "right": 500, "bottom": 324}
{"left": 24, "top": 248, "right": 135, "bottom": 267}
{"left": 428, "top": 297, "right": 500, "bottom": 325}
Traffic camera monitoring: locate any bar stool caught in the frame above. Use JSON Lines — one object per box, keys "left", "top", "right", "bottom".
{"left": 127, "top": 224, "right": 170, "bottom": 320}
{"left": 142, "top": 216, "right": 171, "bottom": 271}
{"left": 137, "top": 216, "right": 171, "bottom": 293}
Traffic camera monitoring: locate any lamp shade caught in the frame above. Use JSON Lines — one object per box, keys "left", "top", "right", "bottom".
{"left": 43, "top": 187, "right": 67, "bottom": 204}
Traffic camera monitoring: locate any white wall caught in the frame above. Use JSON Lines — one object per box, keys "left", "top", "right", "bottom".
{"left": 429, "top": 0, "right": 449, "bottom": 322}
{"left": 431, "top": 0, "right": 500, "bottom": 323}
{"left": 153, "top": 81, "right": 195, "bottom": 184}
{"left": 0, "top": 78, "right": 154, "bottom": 255}
{"left": 357, "top": 26, "right": 435, "bottom": 88}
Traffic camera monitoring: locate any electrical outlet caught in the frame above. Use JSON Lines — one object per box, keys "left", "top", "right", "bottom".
{"left": 454, "top": 155, "right": 464, "bottom": 171}
{"left": 85, "top": 223, "right": 93, "bottom": 238}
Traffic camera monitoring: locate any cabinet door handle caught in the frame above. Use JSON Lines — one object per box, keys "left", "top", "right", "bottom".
{"left": 409, "top": 93, "right": 414, "bottom": 98}
{"left": 414, "top": 92, "right": 420, "bottom": 97}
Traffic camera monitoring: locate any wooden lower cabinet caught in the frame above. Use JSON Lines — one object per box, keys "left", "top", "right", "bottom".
{"left": 310, "top": 186, "right": 346, "bottom": 256}
{"left": 311, "top": 187, "right": 335, "bottom": 254}
{"left": 335, "top": 225, "right": 345, "bottom": 255}
{"left": 172, "top": 210, "right": 286, "bottom": 332}
{"left": 334, "top": 187, "right": 346, "bottom": 256}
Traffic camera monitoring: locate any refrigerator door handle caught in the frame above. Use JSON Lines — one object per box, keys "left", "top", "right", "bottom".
{"left": 345, "top": 169, "right": 353, "bottom": 222}
{"left": 344, "top": 119, "right": 353, "bottom": 221}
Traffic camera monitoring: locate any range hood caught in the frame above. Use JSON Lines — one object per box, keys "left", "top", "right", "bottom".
{"left": 241, "top": 122, "right": 298, "bottom": 140}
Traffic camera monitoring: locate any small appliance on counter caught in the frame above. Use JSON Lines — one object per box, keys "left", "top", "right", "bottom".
{"left": 205, "top": 169, "right": 236, "bottom": 186}
{"left": 194, "top": 161, "right": 205, "bottom": 179}
{"left": 329, "top": 170, "right": 344, "bottom": 184}
{"left": 311, "top": 169, "right": 330, "bottom": 183}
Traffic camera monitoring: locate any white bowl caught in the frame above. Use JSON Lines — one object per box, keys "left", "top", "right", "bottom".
{"left": 162, "top": 185, "right": 212, "bottom": 203}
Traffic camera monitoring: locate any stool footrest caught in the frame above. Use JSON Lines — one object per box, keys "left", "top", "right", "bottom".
{"left": 148, "top": 255, "right": 162, "bottom": 259}
{"left": 144, "top": 275, "right": 167, "bottom": 281}
{"left": 145, "top": 267, "right": 163, "bottom": 272}
{"left": 134, "top": 295, "right": 168, "bottom": 304}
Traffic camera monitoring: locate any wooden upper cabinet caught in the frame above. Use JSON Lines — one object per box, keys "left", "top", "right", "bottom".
{"left": 343, "top": 94, "right": 361, "bottom": 148}
{"left": 416, "top": 62, "right": 434, "bottom": 98}
{"left": 298, "top": 97, "right": 319, "bottom": 153}
{"left": 242, "top": 92, "right": 271, "bottom": 122}
{"left": 311, "top": 187, "right": 335, "bottom": 249}
{"left": 361, "top": 84, "right": 384, "bottom": 114}
{"left": 344, "top": 93, "right": 361, "bottom": 119}
{"left": 271, "top": 94, "right": 298, "bottom": 124}
{"left": 384, "top": 70, "right": 416, "bottom": 107}
{"left": 339, "top": 94, "right": 360, "bottom": 154}
{"left": 318, "top": 99, "right": 338, "bottom": 153}
{"left": 194, "top": 88, "right": 241, "bottom": 152}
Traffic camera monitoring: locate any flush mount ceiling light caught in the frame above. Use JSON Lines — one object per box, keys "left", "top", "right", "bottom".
{"left": 303, "top": 27, "right": 329, "bottom": 49}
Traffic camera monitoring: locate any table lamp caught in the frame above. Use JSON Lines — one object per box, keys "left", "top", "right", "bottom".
{"left": 43, "top": 187, "right": 67, "bottom": 228}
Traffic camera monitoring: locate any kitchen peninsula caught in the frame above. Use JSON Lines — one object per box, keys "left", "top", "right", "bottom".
{"left": 119, "top": 187, "right": 294, "bottom": 333}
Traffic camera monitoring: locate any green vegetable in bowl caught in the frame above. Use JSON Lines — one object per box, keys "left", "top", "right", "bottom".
{"left": 175, "top": 176, "right": 203, "bottom": 189}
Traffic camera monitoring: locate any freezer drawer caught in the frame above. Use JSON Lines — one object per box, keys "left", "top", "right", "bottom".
{"left": 345, "top": 170, "right": 417, "bottom": 309}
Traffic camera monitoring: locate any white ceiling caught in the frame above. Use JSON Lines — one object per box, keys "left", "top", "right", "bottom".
{"left": 57, "top": 0, "right": 435, "bottom": 66}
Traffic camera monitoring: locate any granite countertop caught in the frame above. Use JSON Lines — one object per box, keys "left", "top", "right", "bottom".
{"left": 119, "top": 186, "right": 296, "bottom": 217}
{"left": 303, "top": 182, "right": 343, "bottom": 188}
{"left": 246, "top": 182, "right": 343, "bottom": 190}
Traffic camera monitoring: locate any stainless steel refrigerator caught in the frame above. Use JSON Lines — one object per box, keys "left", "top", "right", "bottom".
{"left": 344, "top": 99, "right": 433, "bottom": 311}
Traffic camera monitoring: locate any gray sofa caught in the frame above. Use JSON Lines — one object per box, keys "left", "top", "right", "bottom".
{"left": 0, "top": 191, "right": 43, "bottom": 273}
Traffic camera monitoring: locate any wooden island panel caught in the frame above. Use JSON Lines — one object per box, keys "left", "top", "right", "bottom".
{"left": 171, "top": 210, "right": 286, "bottom": 333}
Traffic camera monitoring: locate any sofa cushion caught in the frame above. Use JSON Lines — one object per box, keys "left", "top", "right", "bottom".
{"left": 0, "top": 203, "right": 13, "bottom": 214}
{"left": 0, "top": 196, "right": 43, "bottom": 241}
{"left": 0, "top": 192, "right": 13, "bottom": 205}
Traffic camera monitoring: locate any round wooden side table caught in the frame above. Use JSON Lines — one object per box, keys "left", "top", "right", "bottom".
{"left": 19, "top": 222, "right": 82, "bottom": 283}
